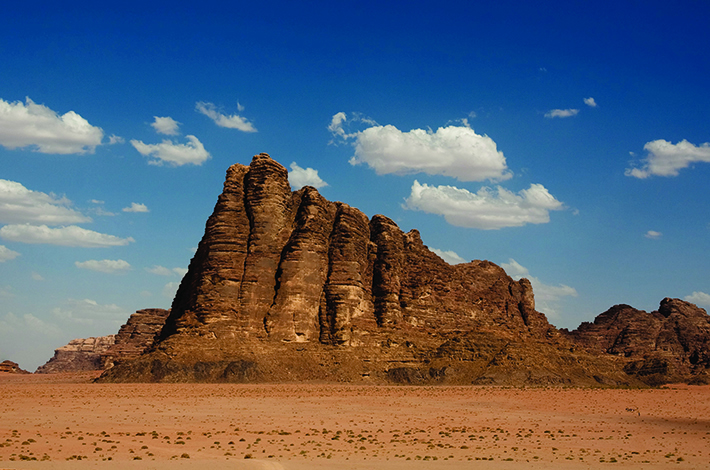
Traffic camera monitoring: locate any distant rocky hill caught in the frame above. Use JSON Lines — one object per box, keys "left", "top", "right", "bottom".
{"left": 0, "top": 360, "right": 30, "bottom": 374}
{"left": 97, "top": 153, "right": 642, "bottom": 386}
{"left": 563, "top": 298, "right": 710, "bottom": 385}
{"left": 101, "top": 308, "right": 170, "bottom": 369}
{"left": 36, "top": 336, "right": 115, "bottom": 373}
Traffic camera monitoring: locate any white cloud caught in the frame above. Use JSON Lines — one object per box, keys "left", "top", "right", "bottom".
{"left": 0, "top": 285, "right": 15, "bottom": 298}
{"left": 0, "top": 312, "right": 63, "bottom": 338}
{"left": 430, "top": 248, "right": 466, "bottom": 265}
{"left": 163, "top": 281, "right": 180, "bottom": 299}
{"left": 328, "top": 112, "right": 354, "bottom": 141}
{"left": 196, "top": 101, "right": 257, "bottom": 132}
{"left": 644, "top": 230, "right": 662, "bottom": 239}
{"left": 146, "top": 265, "right": 172, "bottom": 276}
{"left": 333, "top": 115, "right": 512, "bottom": 182}
{"left": 75, "top": 259, "right": 131, "bottom": 273}
{"left": 0, "top": 245, "right": 20, "bottom": 262}
{"left": 685, "top": 291, "right": 710, "bottom": 308}
{"left": 583, "top": 97, "right": 597, "bottom": 107}
{"left": 0, "top": 97, "right": 103, "bottom": 154}
{"left": 405, "top": 180, "right": 563, "bottom": 230}
{"left": 146, "top": 265, "right": 187, "bottom": 277}
{"left": 288, "top": 162, "right": 329, "bottom": 189}
{"left": 0, "top": 224, "right": 135, "bottom": 247}
{"left": 31, "top": 272, "right": 44, "bottom": 281}
{"left": 108, "top": 134, "right": 125, "bottom": 145}
{"left": 131, "top": 135, "right": 211, "bottom": 166}
{"left": 625, "top": 139, "right": 710, "bottom": 178}
{"left": 122, "top": 202, "right": 149, "bottom": 213}
{"left": 52, "top": 298, "right": 128, "bottom": 326}
{"left": 173, "top": 267, "right": 188, "bottom": 277}
{"left": 0, "top": 179, "right": 90, "bottom": 225}
{"left": 500, "top": 258, "right": 578, "bottom": 320}
{"left": 151, "top": 116, "right": 181, "bottom": 135}
{"left": 544, "top": 109, "right": 579, "bottom": 118}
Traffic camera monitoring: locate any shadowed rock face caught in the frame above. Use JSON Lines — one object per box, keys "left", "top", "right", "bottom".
{"left": 101, "top": 308, "right": 170, "bottom": 369}
{"left": 564, "top": 298, "right": 710, "bottom": 385}
{"left": 0, "top": 360, "right": 30, "bottom": 374}
{"left": 97, "top": 154, "right": 639, "bottom": 386}
{"left": 36, "top": 336, "right": 115, "bottom": 373}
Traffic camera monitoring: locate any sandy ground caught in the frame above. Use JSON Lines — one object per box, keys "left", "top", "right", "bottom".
{"left": 1, "top": 373, "right": 709, "bottom": 469}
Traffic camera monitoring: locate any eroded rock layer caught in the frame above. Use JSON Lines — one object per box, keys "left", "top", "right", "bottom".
{"left": 101, "top": 308, "right": 170, "bottom": 368}
{"left": 98, "top": 154, "right": 640, "bottom": 386}
{"left": 36, "top": 336, "right": 115, "bottom": 373}
{"left": 0, "top": 360, "right": 30, "bottom": 374}
{"left": 564, "top": 298, "right": 710, "bottom": 385}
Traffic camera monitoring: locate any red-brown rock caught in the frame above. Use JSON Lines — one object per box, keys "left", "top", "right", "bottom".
{"left": 0, "top": 360, "right": 30, "bottom": 374}
{"left": 97, "top": 154, "right": 639, "bottom": 386}
{"left": 101, "top": 308, "right": 170, "bottom": 368}
{"left": 36, "top": 336, "right": 115, "bottom": 373}
{"left": 564, "top": 298, "right": 710, "bottom": 385}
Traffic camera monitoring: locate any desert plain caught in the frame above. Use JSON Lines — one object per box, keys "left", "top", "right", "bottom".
{"left": 1, "top": 372, "right": 708, "bottom": 470}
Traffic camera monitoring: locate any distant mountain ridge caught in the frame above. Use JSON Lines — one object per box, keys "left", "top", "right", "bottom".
{"left": 30, "top": 154, "right": 710, "bottom": 386}
{"left": 90, "top": 154, "right": 664, "bottom": 385}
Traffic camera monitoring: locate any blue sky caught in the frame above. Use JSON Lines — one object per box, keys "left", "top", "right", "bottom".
{"left": 2, "top": 1, "right": 709, "bottom": 370}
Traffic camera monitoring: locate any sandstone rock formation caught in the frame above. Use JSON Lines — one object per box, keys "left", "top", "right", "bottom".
{"left": 99, "top": 153, "right": 637, "bottom": 386}
{"left": 101, "top": 308, "right": 170, "bottom": 368}
{"left": 0, "top": 360, "right": 30, "bottom": 374}
{"left": 564, "top": 298, "right": 710, "bottom": 385}
{"left": 36, "top": 336, "right": 115, "bottom": 374}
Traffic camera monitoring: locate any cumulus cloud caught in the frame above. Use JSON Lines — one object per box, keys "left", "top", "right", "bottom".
{"left": 685, "top": 291, "right": 710, "bottom": 308}
{"left": 430, "top": 248, "right": 467, "bottom": 265}
{"left": 625, "top": 139, "right": 710, "bottom": 179}
{"left": 0, "top": 179, "right": 90, "bottom": 225}
{"left": 0, "top": 224, "right": 134, "bottom": 247}
{"left": 122, "top": 202, "right": 149, "bottom": 213}
{"left": 0, "top": 97, "right": 103, "bottom": 154}
{"left": 75, "top": 259, "right": 131, "bottom": 273}
{"left": 288, "top": 162, "right": 329, "bottom": 189}
{"left": 151, "top": 116, "right": 180, "bottom": 135}
{"left": 334, "top": 119, "right": 512, "bottom": 182}
{"left": 405, "top": 181, "right": 563, "bottom": 230}
{"left": 0, "top": 245, "right": 20, "bottom": 262}
{"left": 644, "top": 230, "right": 662, "bottom": 239}
{"left": 584, "top": 97, "right": 597, "bottom": 107}
{"left": 31, "top": 272, "right": 44, "bottom": 281}
{"left": 500, "top": 258, "right": 578, "bottom": 320}
{"left": 131, "top": 135, "right": 211, "bottom": 166}
{"left": 196, "top": 101, "right": 257, "bottom": 132}
{"left": 544, "top": 109, "right": 579, "bottom": 118}
{"left": 108, "top": 134, "right": 125, "bottom": 145}
{"left": 146, "top": 265, "right": 186, "bottom": 277}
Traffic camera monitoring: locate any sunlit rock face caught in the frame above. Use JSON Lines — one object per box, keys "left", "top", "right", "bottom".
{"left": 565, "top": 298, "right": 710, "bottom": 385}
{"left": 36, "top": 336, "right": 115, "bottom": 373}
{"left": 97, "top": 153, "right": 638, "bottom": 386}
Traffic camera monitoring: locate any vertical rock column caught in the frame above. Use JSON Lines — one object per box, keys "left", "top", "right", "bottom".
{"left": 237, "top": 154, "right": 297, "bottom": 336}
{"left": 370, "top": 215, "right": 405, "bottom": 327}
{"left": 165, "top": 163, "right": 251, "bottom": 334}
{"left": 266, "top": 188, "right": 337, "bottom": 341}
{"left": 322, "top": 204, "right": 373, "bottom": 344}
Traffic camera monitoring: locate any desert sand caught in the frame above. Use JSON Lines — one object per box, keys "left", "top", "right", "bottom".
{"left": 1, "top": 372, "right": 708, "bottom": 469}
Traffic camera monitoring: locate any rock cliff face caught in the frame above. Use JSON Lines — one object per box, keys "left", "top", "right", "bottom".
{"left": 0, "top": 360, "right": 30, "bottom": 374}
{"left": 36, "top": 336, "right": 115, "bottom": 374}
{"left": 101, "top": 308, "right": 170, "bottom": 368}
{"left": 564, "top": 298, "right": 710, "bottom": 385}
{"left": 98, "top": 154, "right": 638, "bottom": 385}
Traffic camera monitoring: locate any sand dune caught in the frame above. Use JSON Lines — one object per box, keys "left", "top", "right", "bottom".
{"left": 1, "top": 373, "right": 708, "bottom": 469}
